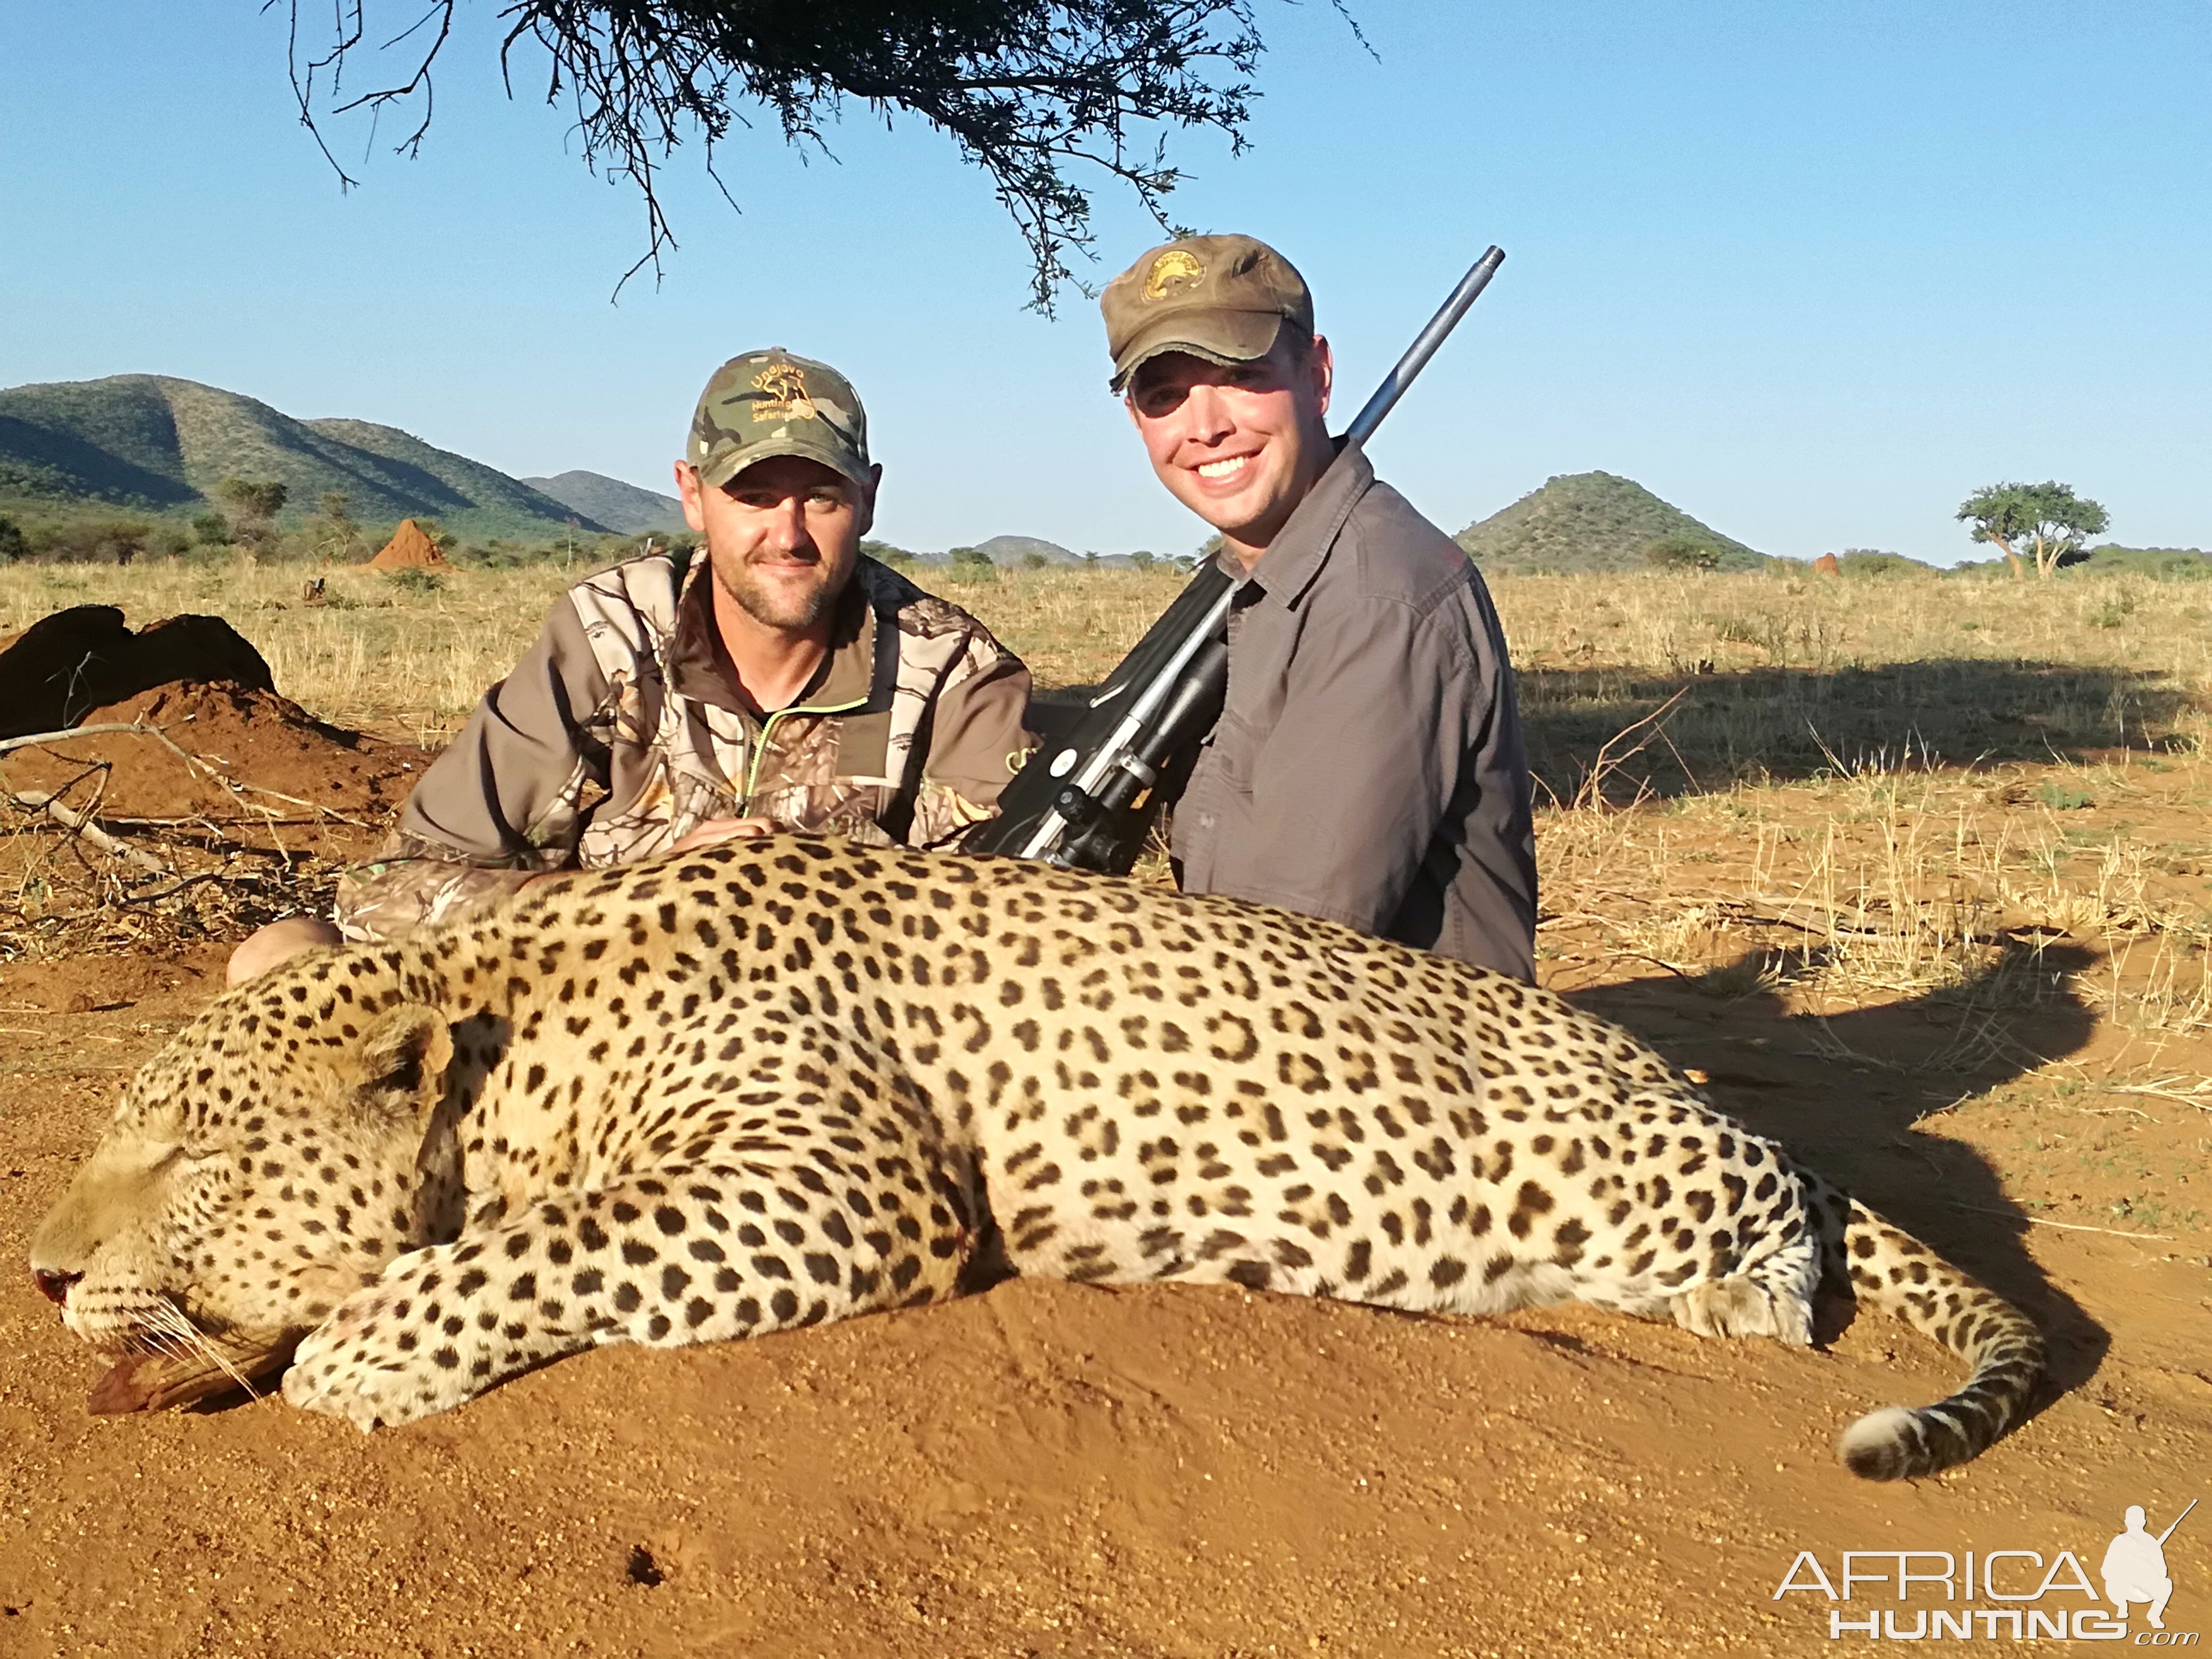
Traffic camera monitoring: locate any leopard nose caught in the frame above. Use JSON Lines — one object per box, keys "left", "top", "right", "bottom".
{"left": 32, "top": 1268, "right": 82, "bottom": 1306}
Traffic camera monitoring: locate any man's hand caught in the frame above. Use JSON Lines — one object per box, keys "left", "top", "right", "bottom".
{"left": 670, "top": 817, "right": 778, "bottom": 853}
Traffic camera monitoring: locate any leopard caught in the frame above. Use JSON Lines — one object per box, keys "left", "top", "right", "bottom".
{"left": 30, "top": 836, "right": 2046, "bottom": 1479}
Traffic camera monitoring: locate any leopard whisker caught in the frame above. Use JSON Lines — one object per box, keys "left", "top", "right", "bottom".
{"left": 148, "top": 1298, "right": 262, "bottom": 1402}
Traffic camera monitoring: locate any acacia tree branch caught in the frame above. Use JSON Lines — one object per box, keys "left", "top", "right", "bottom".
{"left": 284, "top": 0, "right": 1274, "bottom": 308}
{"left": 1982, "top": 530, "right": 2024, "bottom": 579}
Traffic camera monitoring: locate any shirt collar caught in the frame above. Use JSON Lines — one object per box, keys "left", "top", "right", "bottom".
{"left": 1213, "top": 439, "right": 1375, "bottom": 609}
{"left": 668, "top": 552, "right": 878, "bottom": 716}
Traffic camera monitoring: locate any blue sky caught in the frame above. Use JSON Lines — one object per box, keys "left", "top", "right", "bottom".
{"left": 2, "top": 1, "right": 2205, "bottom": 561}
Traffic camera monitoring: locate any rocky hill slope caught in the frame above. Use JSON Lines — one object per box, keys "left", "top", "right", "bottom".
{"left": 0, "top": 374, "right": 606, "bottom": 540}
{"left": 1456, "top": 471, "right": 1764, "bottom": 573}
{"left": 522, "top": 470, "right": 685, "bottom": 535}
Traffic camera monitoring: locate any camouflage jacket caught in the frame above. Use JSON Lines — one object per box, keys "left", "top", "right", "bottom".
{"left": 336, "top": 550, "right": 1032, "bottom": 942}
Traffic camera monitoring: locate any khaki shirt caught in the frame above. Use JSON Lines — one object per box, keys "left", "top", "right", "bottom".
{"left": 337, "top": 550, "right": 1032, "bottom": 941}
{"left": 1171, "top": 448, "right": 1538, "bottom": 979}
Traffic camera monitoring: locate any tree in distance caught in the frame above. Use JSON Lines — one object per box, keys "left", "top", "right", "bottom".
{"left": 214, "top": 477, "right": 289, "bottom": 553}
{"left": 860, "top": 539, "right": 917, "bottom": 569}
{"left": 1641, "top": 534, "right": 1722, "bottom": 571}
{"left": 948, "top": 544, "right": 998, "bottom": 582}
{"left": 311, "top": 490, "right": 363, "bottom": 562}
{"left": 1957, "top": 481, "right": 2110, "bottom": 580}
{"left": 282, "top": 0, "right": 1313, "bottom": 306}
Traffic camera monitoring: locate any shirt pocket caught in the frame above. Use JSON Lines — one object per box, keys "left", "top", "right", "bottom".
{"left": 1201, "top": 705, "right": 1258, "bottom": 794}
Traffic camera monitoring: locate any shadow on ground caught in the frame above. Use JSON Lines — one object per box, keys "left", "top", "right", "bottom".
{"left": 1031, "top": 659, "right": 2197, "bottom": 807}
{"left": 1566, "top": 937, "right": 2110, "bottom": 1401}
{"left": 1519, "top": 658, "right": 2197, "bottom": 804}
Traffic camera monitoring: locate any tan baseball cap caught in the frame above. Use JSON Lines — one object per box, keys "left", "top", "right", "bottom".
{"left": 1100, "top": 233, "right": 1315, "bottom": 392}
{"left": 687, "top": 348, "right": 870, "bottom": 489}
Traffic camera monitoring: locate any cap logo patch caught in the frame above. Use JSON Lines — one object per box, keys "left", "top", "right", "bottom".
{"left": 750, "top": 363, "right": 817, "bottom": 423}
{"left": 1143, "top": 250, "right": 1205, "bottom": 301}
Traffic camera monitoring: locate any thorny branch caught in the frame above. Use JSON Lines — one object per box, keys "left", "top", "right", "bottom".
{"left": 283, "top": 0, "right": 1283, "bottom": 307}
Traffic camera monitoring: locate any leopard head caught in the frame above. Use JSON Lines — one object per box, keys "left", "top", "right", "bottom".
{"left": 29, "top": 970, "right": 456, "bottom": 1408}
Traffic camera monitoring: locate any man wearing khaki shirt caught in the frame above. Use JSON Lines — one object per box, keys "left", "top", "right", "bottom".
{"left": 228, "top": 348, "right": 1032, "bottom": 983}
{"left": 1103, "top": 234, "right": 1537, "bottom": 979}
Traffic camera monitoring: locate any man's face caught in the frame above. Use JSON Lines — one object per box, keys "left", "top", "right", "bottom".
{"left": 1124, "top": 330, "right": 1334, "bottom": 552}
{"left": 676, "top": 453, "right": 878, "bottom": 632}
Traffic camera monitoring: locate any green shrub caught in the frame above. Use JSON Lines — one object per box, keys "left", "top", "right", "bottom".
{"left": 2034, "top": 781, "right": 2095, "bottom": 810}
{"left": 1643, "top": 534, "right": 1722, "bottom": 571}
{"left": 191, "top": 512, "right": 232, "bottom": 547}
{"left": 29, "top": 517, "right": 160, "bottom": 564}
{"left": 2088, "top": 592, "right": 2138, "bottom": 629}
{"left": 386, "top": 566, "right": 447, "bottom": 594}
{"left": 946, "top": 546, "right": 998, "bottom": 583}
{"left": 0, "top": 516, "right": 24, "bottom": 562}
{"left": 1836, "top": 549, "right": 1926, "bottom": 579}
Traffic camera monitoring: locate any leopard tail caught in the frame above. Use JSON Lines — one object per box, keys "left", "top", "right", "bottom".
{"left": 1824, "top": 1188, "right": 2046, "bottom": 1480}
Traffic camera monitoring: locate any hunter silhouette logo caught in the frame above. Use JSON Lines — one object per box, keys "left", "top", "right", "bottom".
{"left": 749, "top": 363, "right": 817, "bottom": 423}
{"left": 2106, "top": 1501, "right": 2193, "bottom": 1631}
{"left": 1144, "top": 249, "right": 1205, "bottom": 300}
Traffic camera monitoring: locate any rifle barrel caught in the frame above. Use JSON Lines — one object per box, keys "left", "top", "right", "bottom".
{"left": 2157, "top": 1497, "right": 2197, "bottom": 1544}
{"left": 1342, "top": 246, "right": 1505, "bottom": 447}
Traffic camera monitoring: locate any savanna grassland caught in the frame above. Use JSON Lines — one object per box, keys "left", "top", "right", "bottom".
{"left": 0, "top": 556, "right": 2205, "bottom": 1657}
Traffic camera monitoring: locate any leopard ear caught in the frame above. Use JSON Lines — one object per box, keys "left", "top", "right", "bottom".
{"left": 343, "top": 1004, "right": 454, "bottom": 1126}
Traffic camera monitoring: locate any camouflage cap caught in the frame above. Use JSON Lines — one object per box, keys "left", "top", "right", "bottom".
{"left": 1100, "top": 233, "right": 1315, "bottom": 392}
{"left": 688, "top": 348, "right": 870, "bottom": 490}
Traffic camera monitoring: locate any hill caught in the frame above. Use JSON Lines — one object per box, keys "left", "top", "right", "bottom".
{"left": 0, "top": 375, "right": 608, "bottom": 540}
{"left": 2071, "top": 543, "right": 2212, "bottom": 578}
{"left": 971, "top": 534, "right": 1082, "bottom": 567}
{"left": 522, "top": 470, "right": 685, "bottom": 535}
{"left": 1455, "top": 472, "right": 1765, "bottom": 574}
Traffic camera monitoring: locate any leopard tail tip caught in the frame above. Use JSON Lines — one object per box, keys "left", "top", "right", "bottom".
{"left": 1837, "top": 1405, "right": 1938, "bottom": 1481}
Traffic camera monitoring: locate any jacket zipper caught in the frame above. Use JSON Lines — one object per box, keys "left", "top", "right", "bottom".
{"left": 741, "top": 693, "right": 869, "bottom": 810}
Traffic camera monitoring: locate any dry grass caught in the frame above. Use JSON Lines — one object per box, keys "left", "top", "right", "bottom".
{"left": 4, "top": 555, "right": 2209, "bottom": 1239}
{"left": 0, "top": 558, "right": 1195, "bottom": 743}
{"left": 9, "top": 555, "right": 2212, "bottom": 1042}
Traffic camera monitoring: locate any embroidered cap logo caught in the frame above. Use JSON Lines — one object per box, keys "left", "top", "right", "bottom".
{"left": 750, "top": 364, "right": 817, "bottom": 423}
{"left": 1143, "top": 249, "right": 1205, "bottom": 301}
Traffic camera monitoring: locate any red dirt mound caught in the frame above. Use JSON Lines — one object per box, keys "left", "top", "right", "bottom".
{"left": 2, "top": 681, "right": 430, "bottom": 849}
{"left": 1811, "top": 551, "right": 1842, "bottom": 577}
{"left": 369, "top": 518, "right": 450, "bottom": 571}
{"left": 0, "top": 605, "right": 274, "bottom": 739}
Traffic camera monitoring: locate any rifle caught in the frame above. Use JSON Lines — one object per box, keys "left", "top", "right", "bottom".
{"left": 967, "top": 245, "right": 1507, "bottom": 870}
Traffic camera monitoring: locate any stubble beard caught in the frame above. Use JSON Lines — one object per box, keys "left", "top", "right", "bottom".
{"left": 711, "top": 547, "right": 847, "bottom": 631}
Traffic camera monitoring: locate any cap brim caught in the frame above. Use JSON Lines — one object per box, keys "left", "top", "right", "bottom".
{"left": 697, "top": 436, "right": 870, "bottom": 492}
{"left": 1109, "top": 309, "right": 1288, "bottom": 392}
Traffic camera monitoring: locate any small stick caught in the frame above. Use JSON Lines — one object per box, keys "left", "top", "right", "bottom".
{"left": 1, "top": 720, "right": 375, "bottom": 828}
{"left": 2102, "top": 1085, "right": 2212, "bottom": 1113}
{"left": 0, "top": 722, "right": 155, "bottom": 757}
{"left": 7, "top": 789, "right": 170, "bottom": 876}
{"left": 133, "top": 724, "right": 376, "bottom": 829}
{"left": 1947, "top": 1202, "right": 2172, "bottom": 1242}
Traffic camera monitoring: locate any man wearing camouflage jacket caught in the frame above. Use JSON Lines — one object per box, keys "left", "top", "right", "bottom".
{"left": 228, "top": 349, "right": 1032, "bottom": 982}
